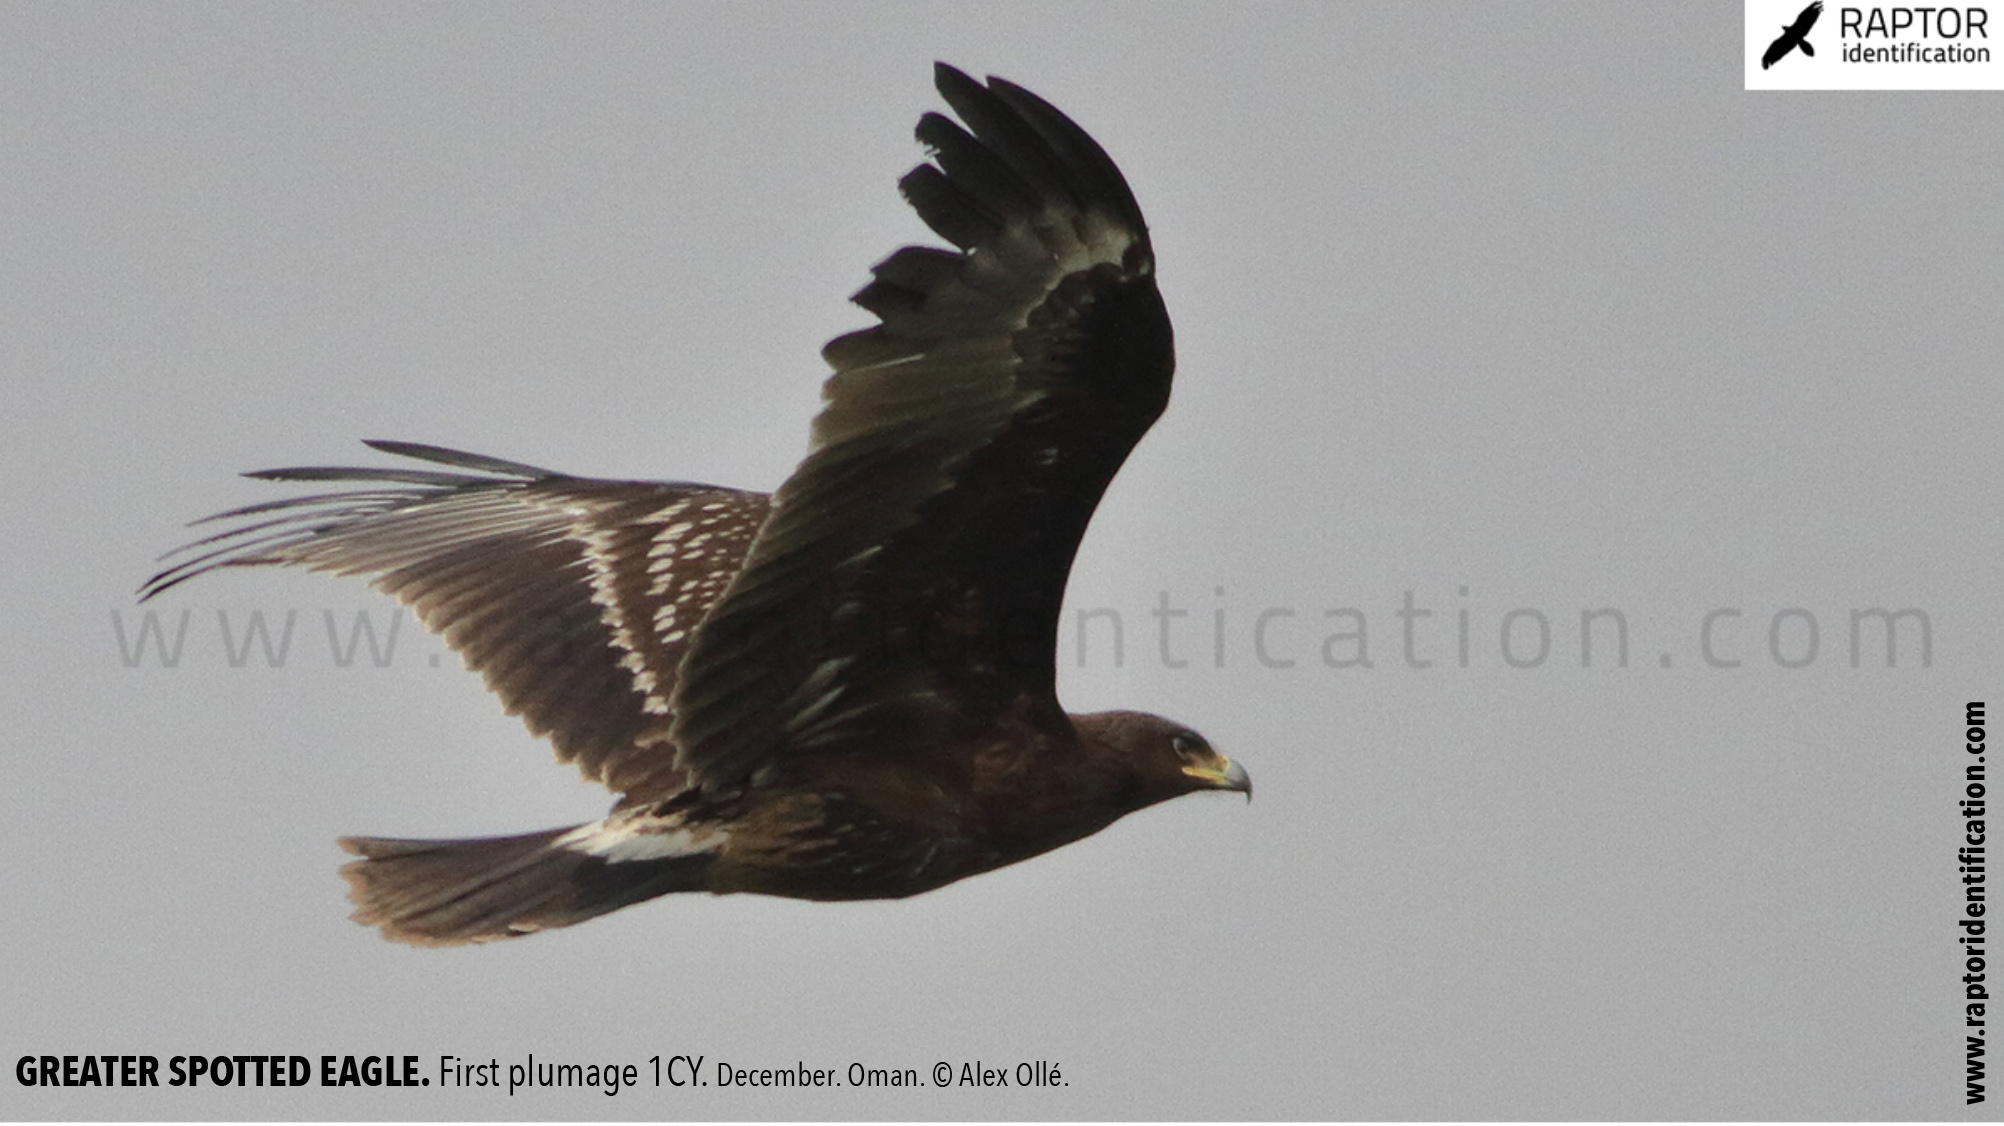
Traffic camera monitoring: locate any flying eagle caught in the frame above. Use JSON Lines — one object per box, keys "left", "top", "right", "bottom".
{"left": 143, "top": 64, "right": 1249, "bottom": 944}
{"left": 1762, "top": 1, "right": 1822, "bottom": 68}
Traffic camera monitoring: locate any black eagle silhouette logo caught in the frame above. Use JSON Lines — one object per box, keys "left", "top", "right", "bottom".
{"left": 1762, "top": 1, "right": 1823, "bottom": 68}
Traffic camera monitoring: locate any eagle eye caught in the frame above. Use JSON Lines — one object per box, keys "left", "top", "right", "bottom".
{"left": 1171, "top": 731, "right": 1206, "bottom": 756}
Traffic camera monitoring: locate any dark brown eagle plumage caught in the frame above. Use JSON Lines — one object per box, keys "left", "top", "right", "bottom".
{"left": 141, "top": 64, "right": 1249, "bottom": 945}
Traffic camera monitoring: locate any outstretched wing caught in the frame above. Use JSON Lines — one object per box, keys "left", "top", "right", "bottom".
{"left": 1793, "top": 1, "right": 1822, "bottom": 36}
{"left": 143, "top": 440, "right": 769, "bottom": 803}
{"left": 671, "top": 65, "right": 1175, "bottom": 790}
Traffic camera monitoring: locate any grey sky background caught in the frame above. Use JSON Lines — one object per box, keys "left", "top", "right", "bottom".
{"left": 6, "top": 1, "right": 2001, "bottom": 1119}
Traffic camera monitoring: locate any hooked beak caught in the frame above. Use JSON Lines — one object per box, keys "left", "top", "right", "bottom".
{"left": 1183, "top": 755, "right": 1252, "bottom": 802}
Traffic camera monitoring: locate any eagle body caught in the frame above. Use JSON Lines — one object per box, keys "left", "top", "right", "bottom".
{"left": 146, "top": 65, "right": 1248, "bottom": 944}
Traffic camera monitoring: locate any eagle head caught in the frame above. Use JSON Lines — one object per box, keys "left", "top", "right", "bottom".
{"left": 1074, "top": 709, "right": 1252, "bottom": 809}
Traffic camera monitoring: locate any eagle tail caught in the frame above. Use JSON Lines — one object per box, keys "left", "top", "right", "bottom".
{"left": 1800, "top": 40, "right": 1814, "bottom": 56}
{"left": 338, "top": 825, "right": 713, "bottom": 945}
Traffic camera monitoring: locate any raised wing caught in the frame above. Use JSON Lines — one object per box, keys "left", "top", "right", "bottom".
{"left": 670, "top": 64, "right": 1175, "bottom": 790}
{"left": 143, "top": 440, "right": 769, "bottom": 803}
{"left": 1791, "top": 1, "right": 1822, "bottom": 36}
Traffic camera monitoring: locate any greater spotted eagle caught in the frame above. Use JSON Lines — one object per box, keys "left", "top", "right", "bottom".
{"left": 145, "top": 64, "right": 1249, "bottom": 944}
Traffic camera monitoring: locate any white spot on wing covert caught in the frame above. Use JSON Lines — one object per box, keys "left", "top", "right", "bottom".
{"left": 555, "top": 817, "right": 726, "bottom": 863}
